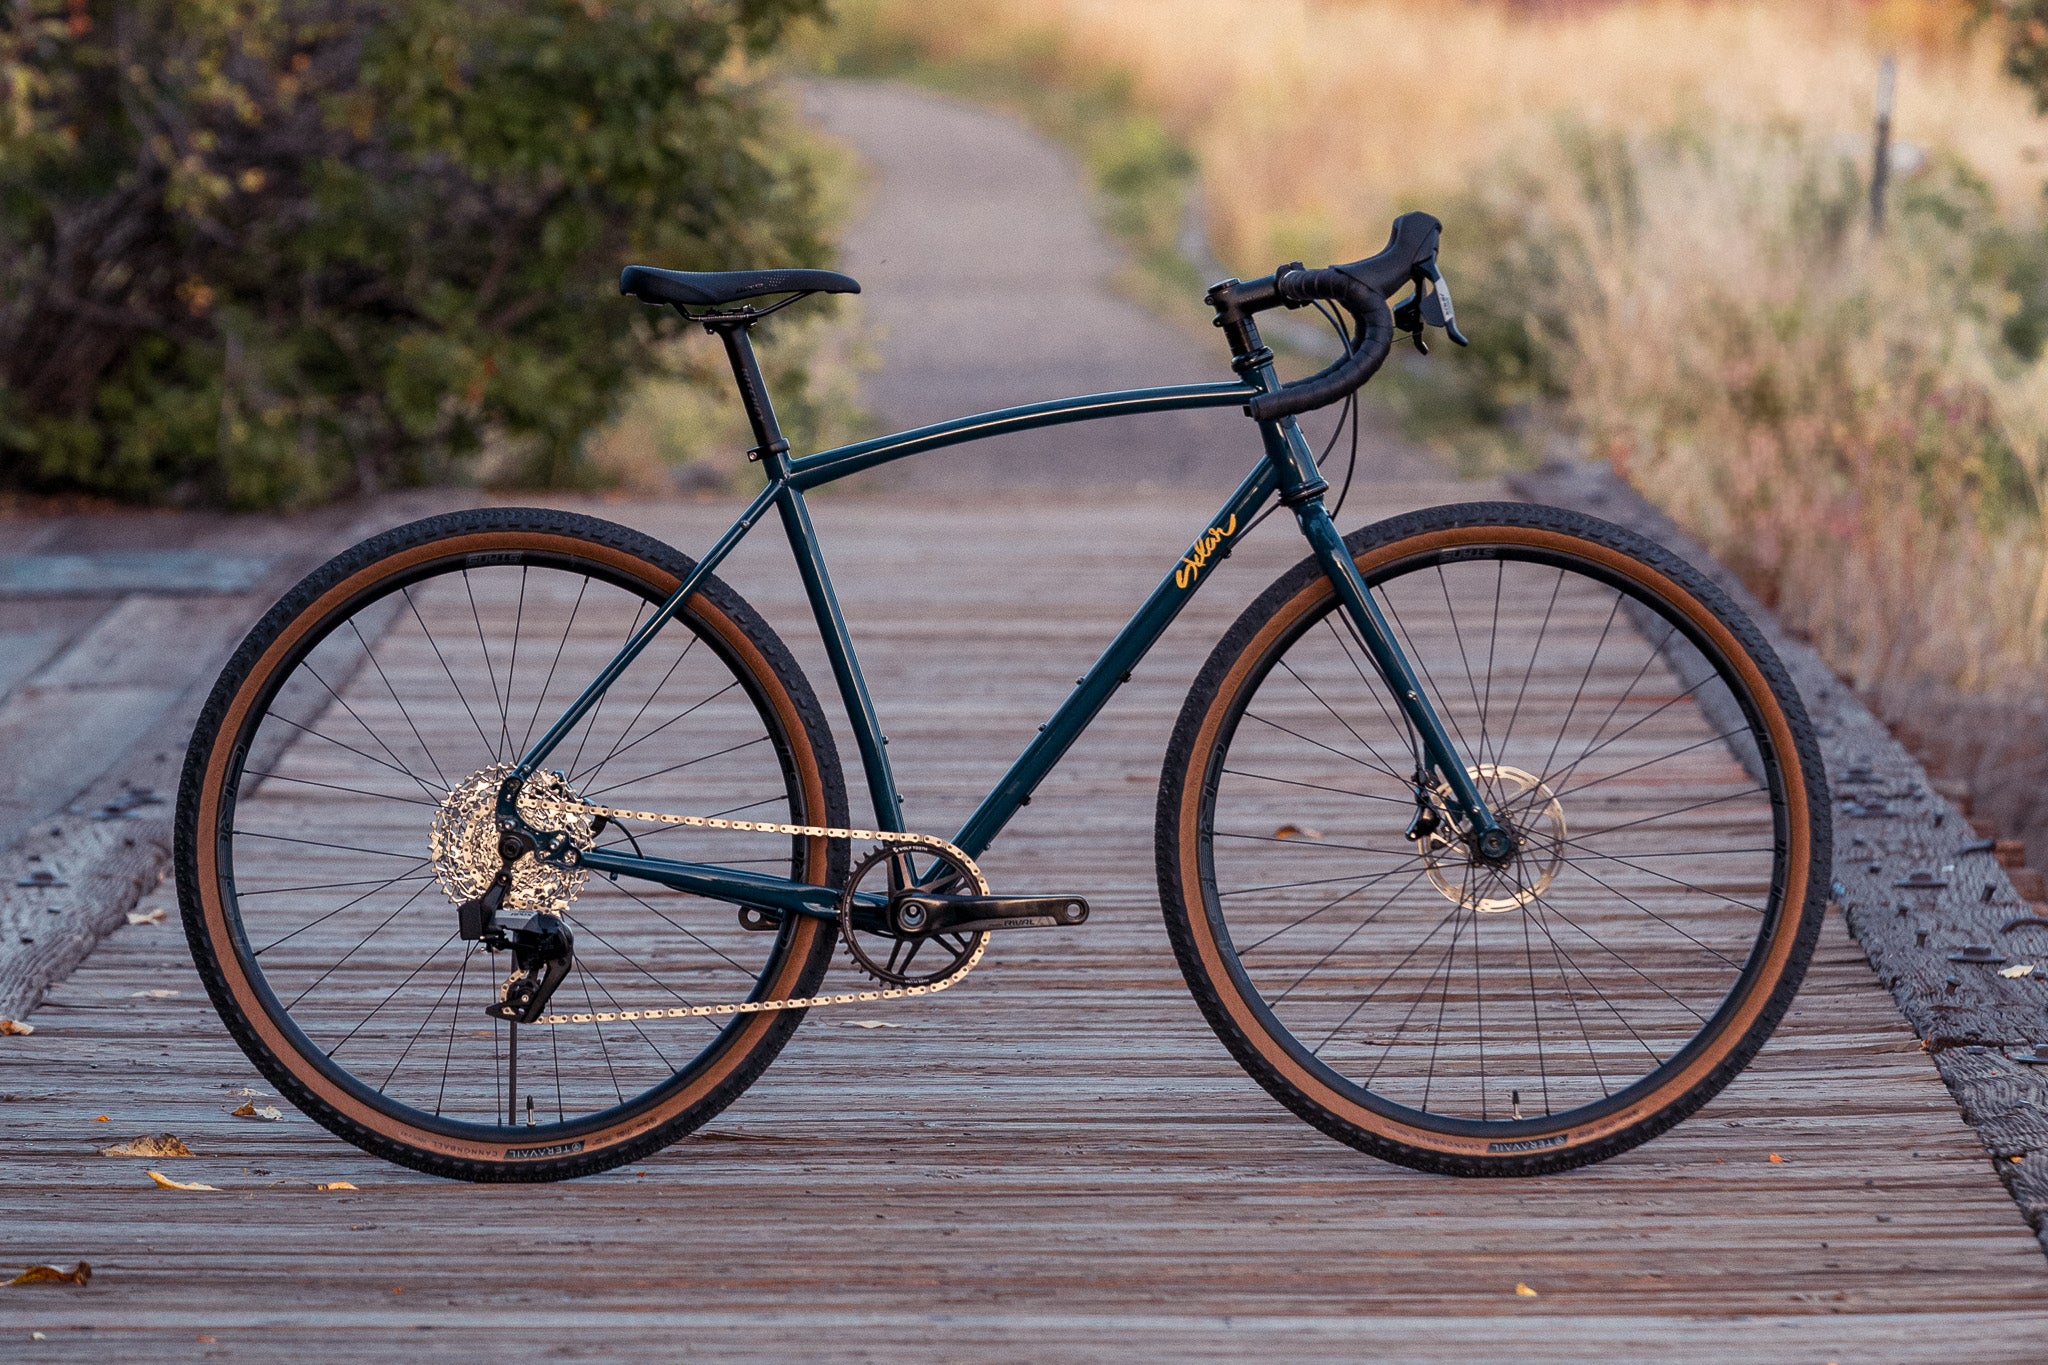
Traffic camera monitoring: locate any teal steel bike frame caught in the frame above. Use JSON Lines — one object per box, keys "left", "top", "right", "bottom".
{"left": 500, "top": 321, "right": 1505, "bottom": 924}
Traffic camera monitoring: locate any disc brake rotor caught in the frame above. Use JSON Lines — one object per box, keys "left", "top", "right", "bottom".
{"left": 1418, "top": 763, "right": 1566, "bottom": 913}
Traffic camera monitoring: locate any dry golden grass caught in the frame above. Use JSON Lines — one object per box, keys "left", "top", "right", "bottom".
{"left": 841, "top": 0, "right": 2039, "bottom": 267}
{"left": 828, "top": 0, "right": 2048, "bottom": 697}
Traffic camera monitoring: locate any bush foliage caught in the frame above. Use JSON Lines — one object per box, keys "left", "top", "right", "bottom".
{"left": 0, "top": 0, "right": 829, "bottom": 507}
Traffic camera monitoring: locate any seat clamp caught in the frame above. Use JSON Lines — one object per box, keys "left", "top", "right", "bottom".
{"left": 747, "top": 438, "right": 790, "bottom": 464}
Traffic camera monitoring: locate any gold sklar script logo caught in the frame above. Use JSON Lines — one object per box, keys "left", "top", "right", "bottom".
{"left": 1176, "top": 515, "right": 1237, "bottom": 589}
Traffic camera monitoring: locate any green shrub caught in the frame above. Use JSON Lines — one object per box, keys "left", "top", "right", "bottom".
{"left": 0, "top": 0, "right": 830, "bottom": 507}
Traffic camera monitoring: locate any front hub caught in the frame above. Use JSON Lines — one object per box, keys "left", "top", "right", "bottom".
{"left": 1415, "top": 764, "right": 1566, "bottom": 914}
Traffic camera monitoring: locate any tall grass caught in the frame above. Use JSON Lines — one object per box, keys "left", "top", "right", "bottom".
{"left": 823, "top": 0, "right": 2048, "bottom": 698}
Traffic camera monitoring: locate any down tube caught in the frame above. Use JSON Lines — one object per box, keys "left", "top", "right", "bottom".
{"left": 950, "top": 462, "right": 1279, "bottom": 858}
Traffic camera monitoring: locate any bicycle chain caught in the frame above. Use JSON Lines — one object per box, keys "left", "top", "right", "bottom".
{"left": 513, "top": 797, "right": 989, "bottom": 1028}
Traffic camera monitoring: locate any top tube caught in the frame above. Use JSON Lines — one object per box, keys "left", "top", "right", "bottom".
{"left": 787, "top": 382, "right": 1258, "bottom": 490}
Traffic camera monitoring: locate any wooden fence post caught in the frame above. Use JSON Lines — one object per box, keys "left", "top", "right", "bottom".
{"left": 1871, "top": 53, "right": 1897, "bottom": 233}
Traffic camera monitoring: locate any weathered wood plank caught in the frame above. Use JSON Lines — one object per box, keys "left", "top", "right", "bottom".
{"left": 0, "top": 489, "right": 2040, "bottom": 1359}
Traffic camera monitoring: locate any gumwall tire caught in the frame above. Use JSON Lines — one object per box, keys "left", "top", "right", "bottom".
{"left": 1154, "top": 501, "right": 1831, "bottom": 1176}
{"left": 175, "top": 507, "right": 849, "bottom": 1181}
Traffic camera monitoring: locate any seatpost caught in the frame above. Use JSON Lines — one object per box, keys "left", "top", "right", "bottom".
{"left": 704, "top": 317, "right": 791, "bottom": 473}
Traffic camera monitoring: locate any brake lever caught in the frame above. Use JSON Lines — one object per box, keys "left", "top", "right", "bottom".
{"left": 1420, "top": 259, "right": 1471, "bottom": 347}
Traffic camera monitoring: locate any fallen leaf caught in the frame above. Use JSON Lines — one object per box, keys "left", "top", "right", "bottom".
{"left": 842, "top": 1020, "right": 901, "bottom": 1030}
{"left": 230, "top": 1101, "right": 283, "bottom": 1122}
{"left": 92, "top": 1115, "right": 108, "bottom": 1122}
{"left": 125, "top": 908, "right": 168, "bottom": 926}
{"left": 2013, "top": 1155, "right": 2025, "bottom": 1164}
{"left": 317, "top": 1181, "right": 357, "bottom": 1192}
{"left": 1768, "top": 1152, "right": 1785, "bottom": 1163}
{"left": 197, "top": 1337, "right": 216, "bottom": 1344}
{"left": 146, "top": 1170, "right": 217, "bottom": 1191}
{"left": 32, "top": 1331, "right": 46, "bottom": 1340}
{"left": 1514, "top": 1282, "right": 1537, "bottom": 1297}
{"left": 2000, "top": 963, "right": 2037, "bottom": 979}
{"left": 99, "top": 1133, "right": 193, "bottom": 1159}
{"left": 1272, "top": 823, "right": 1325, "bottom": 840}
{"left": 6, "top": 1262, "right": 90, "bottom": 1287}
{"left": 0, "top": 1020, "right": 32, "bottom": 1036}
{"left": 128, "top": 989, "right": 179, "bottom": 999}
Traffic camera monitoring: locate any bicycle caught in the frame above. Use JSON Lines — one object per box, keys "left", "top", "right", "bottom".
{"left": 175, "top": 212, "right": 1831, "bottom": 1181}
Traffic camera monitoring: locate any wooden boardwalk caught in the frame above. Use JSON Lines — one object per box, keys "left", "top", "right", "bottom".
{"left": 3, "top": 488, "right": 2045, "bottom": 1360}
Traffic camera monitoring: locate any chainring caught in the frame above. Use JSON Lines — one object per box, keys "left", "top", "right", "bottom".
{"left": 836, "top": 840, "right": 989, "bottom": 987}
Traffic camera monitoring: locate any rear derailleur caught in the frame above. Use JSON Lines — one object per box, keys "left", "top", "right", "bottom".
{"left": 455, "top": 829, "right": 576, "bottom": 1025}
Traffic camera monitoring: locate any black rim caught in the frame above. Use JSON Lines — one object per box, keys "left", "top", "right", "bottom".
{"left": 1195, "top": 539, "right": 1795, "bottom": 1139}
{"left": 209, "top": 536, "right": 818, "bottom": 1144}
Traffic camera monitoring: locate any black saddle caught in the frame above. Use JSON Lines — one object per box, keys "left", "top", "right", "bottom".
{"left": 618, "top": 265, "right": 860, "bottom": 311}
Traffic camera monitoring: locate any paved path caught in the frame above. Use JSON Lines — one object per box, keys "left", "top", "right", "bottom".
{"left": 0, "top": 80, "right": 2044, "bottom": 1361}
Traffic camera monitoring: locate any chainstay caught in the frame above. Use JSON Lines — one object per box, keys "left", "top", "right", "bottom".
{"left": 517, "top": 798, "right": 988, "bottom": 1027}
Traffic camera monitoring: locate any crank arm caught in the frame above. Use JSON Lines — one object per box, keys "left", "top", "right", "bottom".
{"left": 891, "top": 893, "right": 1090, "bottom": 935}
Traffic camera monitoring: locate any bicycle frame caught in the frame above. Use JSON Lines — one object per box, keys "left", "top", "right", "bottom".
{"left": 501, "top": 318, "right": 1505, "bottom": 923}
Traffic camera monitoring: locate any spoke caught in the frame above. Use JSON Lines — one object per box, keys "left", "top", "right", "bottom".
{"left": 239, "top": 872, "right": 436, "bottom": 898}
{"left": 1555, "top": 857, "right": 1748, "bottom": 966}
{"left": 1219, "top": 767, "right": 1412, "bottom": 806}
{"left": 380, "top": 948, "right": 474, "bottom": 1089}
{"left": 560, "top": 909, "right": 722, "bottom": 1030}
{"left": 1379, "top": 587, "right": 1483, "bottom": 776}
{"left": 1322, "top": 614, "right": 1422, "bottom": 764}
{"left": 1570, "top": 787, "right": 1769, "bottom": 841}
{"left": 347, "top": 618, "right": 452, "bottom": 790}
{"left": 570, "top": 636, "right": 704, "bottom": 786}
{"left": 239, "top": 769, "right": 439, "bottom": 808}
{"left": 503, "top": 568, "right": 527, "bottom": 762}
{"left": 1357, "top": 906, "right": 1468, "bottom": 1087}
{"left": 1555, "top": 833, "right": 1768, "bottom": 915}
{"left": 1239, "top": 862, "right": 1425, "bottom": 953}
{"left": 1223, "top": 865, "right": 1423, "bottom": 899}
{"left": 1272, "top": 867, "right": 1430, "bottom": 1003}
{"left": 604, "top": 881, "right": 757, "bottom": 975}
{"left": 1519, "top": 902, "right": 1551, "bottom": 1116}
{"left": 259, "top": 713, "right": 439, "bottom": 796}
{"left": 1419, "top": 905, "right": 1472, "bottom": 1113}
{"left": 1537, "top": 617, "right": 1678, "bottom": 796}
{"left": 400, "top": 586, "right": 499, "bottom": 766}
{"left": 1491, "top": 565, "right": 1564, "bottom": 769}
{"left": 1549, "top": 727, "right": 1755, "bottom": 804}
{"left": 327, "top": 927, "right": 462, "bottom": 1055}
{"left": 1528, "top": 897, "right": 1667, "bottom": 1064}
{"left": 462, "top": 570, "right": 511, "bottom": 762}
{"left": 298, "top": 660, "right": 442, "bottom": 800}
{"left": 1534, "top": 896, "right": 1709, "bottom": 1022}
{"left": 1272, "top": 659, "right": 1410, "bottom": 784}
{"left": 521, "top": 577, "right": 589, "bottom": 754}
{"left": 285, "top": 880, "right": 437, "bottom": 1009}
{"left": 1214, "top": 829, "right": 1422, "bottom": 858}
{"left": 583, "top": 734, "right": 772, "bottom": 800}
{"left": 575, "top": 958, "right": 679, "bottom": 1070}
{"left": 1244, "top": 707, "right": 1408, "bottom": 787}
{"left": 1436, "top": 563, "right": 1494, "bottom": 775}
{"left": 252, "top": 857, "right": 437, "bottom": 956}
{"left": 1534, "top": 591, "right": 1624, "bottom": 786}
{"left": 566, "top": 601, "right": 651, "bottom": 781}
{"left": 572, "top": 676, "right": 736, "bottom": 787}
{"left": 434, "top": 946, "right": 474, "bottom": 1118}
{"left": 235, "top": 828, "right": 425, "bottom": 861}
{"left": 1312, "top": 904, "right": 1461, "bottom": 1056}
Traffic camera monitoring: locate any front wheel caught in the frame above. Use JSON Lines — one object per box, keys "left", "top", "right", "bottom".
{"left": 1156, "top": 502, "right": 1829, "bottom": 1175}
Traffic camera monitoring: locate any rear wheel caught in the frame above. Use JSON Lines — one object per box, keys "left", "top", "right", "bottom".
{"left": 176, "top": 508, "right": 848, "bottom": 1181}
{"left": 1157, "top": 502, "right": 1829, "bottom": 1175}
